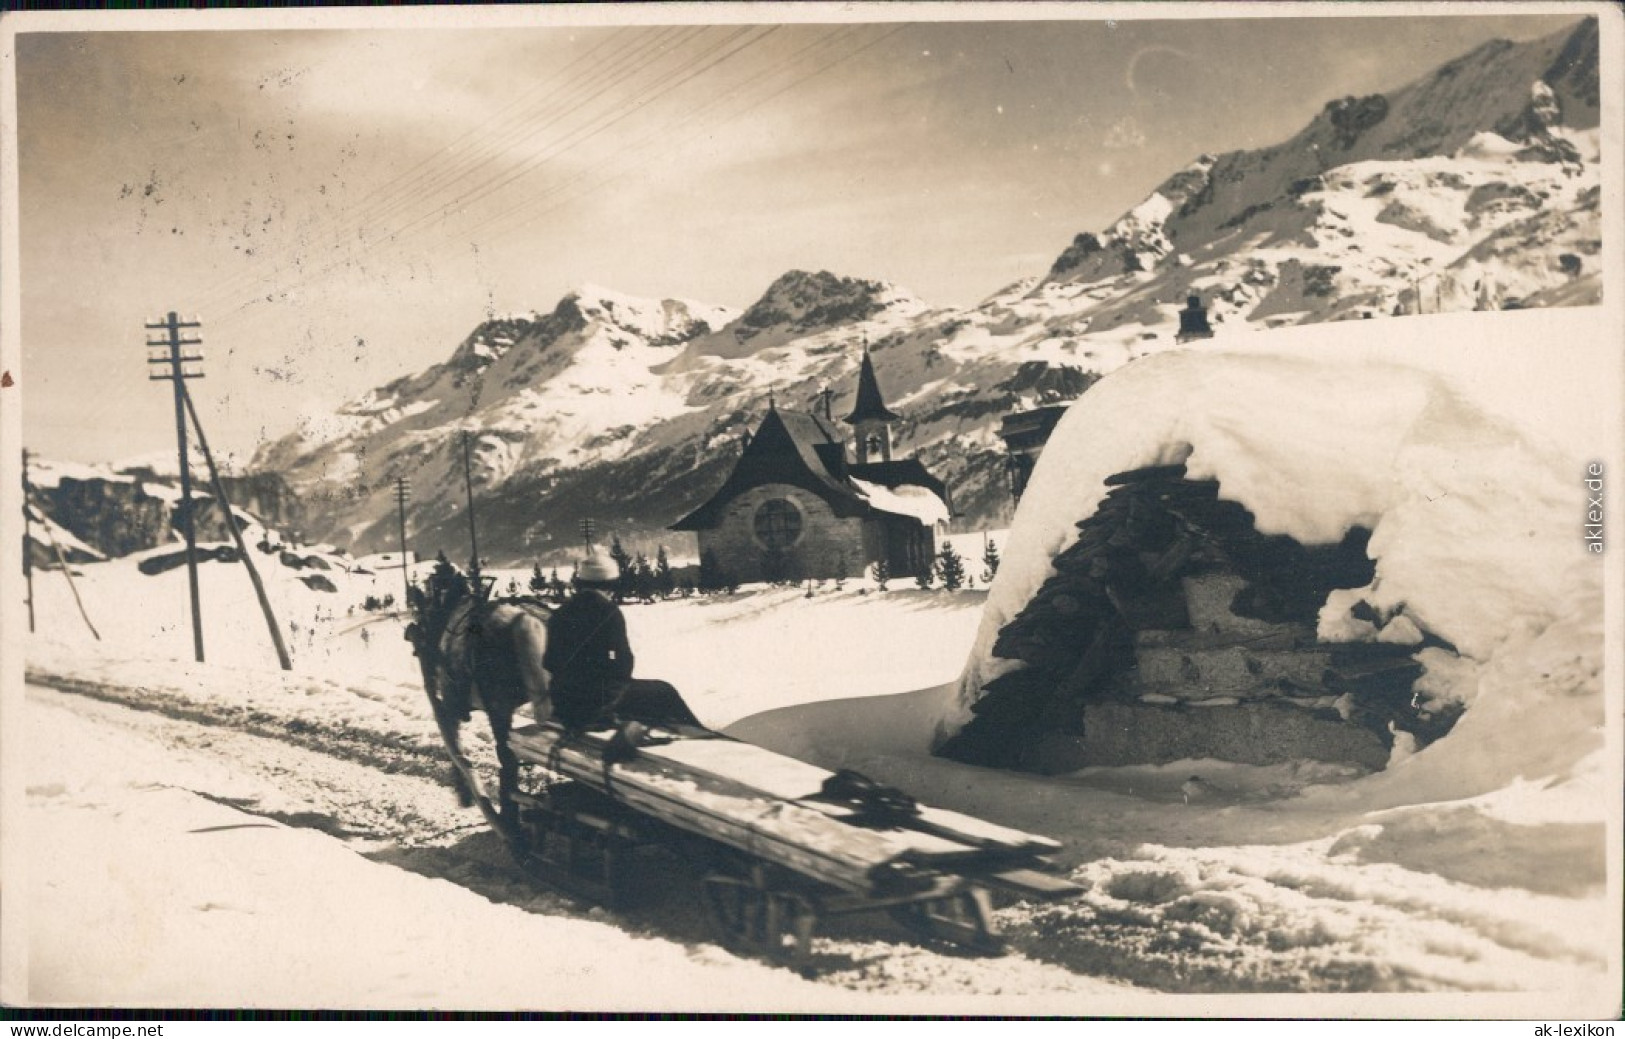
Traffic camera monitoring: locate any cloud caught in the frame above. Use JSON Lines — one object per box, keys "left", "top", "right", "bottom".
{"left": 1103, "top": 115, "right": 1147, "bottom": 151}
{"left": 1126, "top": 44, "right": 1195, "bottom": 97}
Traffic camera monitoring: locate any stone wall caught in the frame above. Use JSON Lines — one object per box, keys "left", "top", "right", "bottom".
{"left": 938, "top": 464, "right": 1459, "bottom": 775}
{"left": 695, "top": 482, "right": 865, "bottom": 583}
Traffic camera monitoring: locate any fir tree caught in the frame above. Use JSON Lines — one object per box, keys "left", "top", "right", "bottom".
{"left": 936, "top": 541, "right": 966, "bottom": 591}
{"left": 609, "top": 535, "right": 634, "bottom": 601}
{"left": 698, "top": 549, "right": 724, "bottom": 592}
{"left": 549, "top": 567, "right": 567, "bottom": 601}
{"left": 871, "top": 557, "right": 891, "bottom": 591}
{"left": 915, "top": 561, "right": 935, "bottom": 590}
{"left": 834, "top": 551, "right": 848, "bottom": 591}
{"left": 655, "top": 545, "right": 675, "bottom": 599}
{"left": 631, "top": 552, "right": 655, "bottom": 602}
{"left": 529, "top": 563, "right": 547, "bottom": 594}
{"left": 981, "top": 535, "right": 1001, "bottom": 585}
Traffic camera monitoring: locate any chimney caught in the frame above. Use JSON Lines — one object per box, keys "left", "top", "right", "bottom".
{"left": 1176, "top": 293, "right": 1215, "bottom": 344}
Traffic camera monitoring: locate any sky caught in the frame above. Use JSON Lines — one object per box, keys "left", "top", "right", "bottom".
{"left": 9, "top": 5, "right": 1585, "bottom": 465}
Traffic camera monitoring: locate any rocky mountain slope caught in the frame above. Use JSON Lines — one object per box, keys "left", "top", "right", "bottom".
{"left": 249, "top": 18, "right": 1601, "bottom": 566}
{"left": 25, "top": 457, "right": 305, "bottom": 562}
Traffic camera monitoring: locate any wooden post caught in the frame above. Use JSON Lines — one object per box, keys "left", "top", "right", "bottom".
{"left": 21, "top": 448, "right": 35, "bottom": 633}
{"left": 180, "top": 383, "right": 292, "bottom": 671}
{"left": 35, "top": 506, "right": 99, "bottom": 641}
{"left": 460, "top": 430, "right": 485, "bottom": 596}
{"left": 146, "top": 312, "right": 205, "bottom": 662}
{"left": 394, "top": 476, "right": 412, "bottom": 608}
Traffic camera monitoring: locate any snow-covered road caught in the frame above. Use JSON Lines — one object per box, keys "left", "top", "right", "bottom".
{"left": 19, "top": 681, "right": 1136, "bottom": 1012}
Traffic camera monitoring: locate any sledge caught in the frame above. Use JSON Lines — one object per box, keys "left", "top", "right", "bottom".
{"left": 499, "top": 720, "right": 1082, "bottom": 961}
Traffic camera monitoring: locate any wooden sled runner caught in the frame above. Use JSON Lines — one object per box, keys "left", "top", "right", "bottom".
{"left": 496, "top": 721, "right": 1082, "bottom": 961}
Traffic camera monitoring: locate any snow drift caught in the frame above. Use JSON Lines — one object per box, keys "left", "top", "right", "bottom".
{"left": 945, "top": 306, "right": 1616, "bottom": 807}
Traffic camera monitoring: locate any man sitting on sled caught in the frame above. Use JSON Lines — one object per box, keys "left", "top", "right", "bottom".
{"left": 539, "top": 549, "right": 703, "bottom": 732}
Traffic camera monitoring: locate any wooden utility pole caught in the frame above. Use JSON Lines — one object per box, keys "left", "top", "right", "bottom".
{"left": 21, "top": 448, "right": 35, "bottom": 633}
{"left": 29, "top": 501, "right": 100, "bottom": 640}
{"left": 394, "top": 476, "right": 412, "bottom": 607}
{"left": 146, "top": 312, "right": 205, "bottom": 662}
{"left": 579, "top": 517, "right": 595, "bottom": 556}
{"left": 460, "top": 431, "right": 484, "bottom": 595}
{"left": 180, "top": 383, "right": 292, "bottom": 671}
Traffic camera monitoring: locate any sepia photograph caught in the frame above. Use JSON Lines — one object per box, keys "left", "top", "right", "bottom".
{"left": 1, "top": 1, "right": 1620, "bottom": 1018}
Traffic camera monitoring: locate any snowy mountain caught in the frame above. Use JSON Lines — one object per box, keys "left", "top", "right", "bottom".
{"left": 251, "top": 19, "right": 1601, "bottom": 564}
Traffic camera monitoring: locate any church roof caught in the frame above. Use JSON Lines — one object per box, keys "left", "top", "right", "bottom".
{"left": 843, "top": 350, "right": 900, "bottom": 424}
{"left": 670, "top": 407, "right": 868, "bottom": 530}
{"left": 670, "top": 406, "right": 949, "bottom": 531}
{"left": 847, "top": 459, "right": 947, "bottom": 503}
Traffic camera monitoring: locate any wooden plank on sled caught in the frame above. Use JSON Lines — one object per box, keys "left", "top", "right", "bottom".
{"left": 508, "top": 723, "right": 1069, "bottom": 895}
{"left": 977, "top": 866, "right": 1085, "bottom": 900}
{"left": 509, "top": 724, "right": 953, "bottom": 897}
{"left": 647, "top": 737, "right": 1062, "bottom": 855}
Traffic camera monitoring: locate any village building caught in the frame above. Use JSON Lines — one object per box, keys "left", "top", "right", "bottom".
{"left": 1175, "top": 293, "right": 1215, "bottom": 343}
{"left": 671, "top": 351, "right": 950, "bottom": 584}
{"left": 997, "top": 404, "right": 1070, "bottom": 505}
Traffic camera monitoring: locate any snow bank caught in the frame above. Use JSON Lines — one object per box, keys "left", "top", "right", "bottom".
{"left": 947, "top": 307, "right": 1617, "bottom": 806}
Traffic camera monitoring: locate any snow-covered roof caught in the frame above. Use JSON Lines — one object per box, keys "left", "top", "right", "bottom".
{"left": 850, "top": 477, "right": 949, "bottom": 527}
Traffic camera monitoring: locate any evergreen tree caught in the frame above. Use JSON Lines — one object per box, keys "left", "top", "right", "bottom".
{"left": 871, "top": 557, "right": 891, "bottom": 591}
{"left": 981, "top": 535, "right": 1001, "bottom": 585}
{"left": 631, "top": 552, "right": 655, "bottom": 602}
{"left": 609, "top": 535, "right": 634, "bottom": 601}
{"left": 915, "top": 561, "right": 935, "bottom": 590}
{"left": 698, "top": 549, "right": 724, "bottom": 592}
{"left": 936, "top": 540, "right": 966, "bottom": 591}
{"left": 529, "top": 563, "right": 547, "bottom": 594}
{"left": 549, "top": 567, "right": 567, "bottom": 601}
{"left": 655, "top": 545, "right": 675, "bottom": 599}
{"left": 834, "top": 551, "right": 848, "bottom": 591}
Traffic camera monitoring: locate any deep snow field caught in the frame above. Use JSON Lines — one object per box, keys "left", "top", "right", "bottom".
{"left": 6, "top": 308, "right": 1621, "bottom": 1016}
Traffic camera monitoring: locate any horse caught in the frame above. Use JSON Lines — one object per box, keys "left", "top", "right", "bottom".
{"left": 410, "top": 594, "right": 552, "bottom": 832}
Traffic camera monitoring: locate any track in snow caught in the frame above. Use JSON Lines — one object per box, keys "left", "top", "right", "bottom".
{"left": 23, "top": 677, "right": 1129, "bottom": 999}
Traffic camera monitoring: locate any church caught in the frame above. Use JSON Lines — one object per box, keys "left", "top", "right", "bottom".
{"left": 670, "top": 351, "right": 951, "bottom": 585}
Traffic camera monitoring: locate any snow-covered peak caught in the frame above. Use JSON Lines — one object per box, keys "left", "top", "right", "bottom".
{"left": 733, "top": 269, "right": 927, "bottom": 339}
{"left": 564, "top": 283, "right": 738, "bottom": 346}
{"left": 1038, "top": 17, "right": 1597, "bottom": 296}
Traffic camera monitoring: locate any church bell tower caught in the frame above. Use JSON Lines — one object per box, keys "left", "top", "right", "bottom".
{"left": 844, "top": 347, "right": 900, "bottom": 464}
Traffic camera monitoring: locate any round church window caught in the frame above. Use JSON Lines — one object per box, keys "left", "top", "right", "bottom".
{"left": 753, "top": 498, "right": 803, "bottom": 550}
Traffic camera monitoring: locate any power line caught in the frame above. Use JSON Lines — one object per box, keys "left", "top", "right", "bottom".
{"left": 184, "top": 27, "right": 695, "bottom": 320}
{"left": 199, "top": 24, "right": 902, "bottom": 348}
{"left": 206, "top": 26, "right": 777, "bottom": 333}
{"left": 472, "top": 25, "right": 903, "bottom": 251}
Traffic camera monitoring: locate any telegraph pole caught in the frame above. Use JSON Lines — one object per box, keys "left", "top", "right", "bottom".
{"left": 460, "top": 431, "right": 483, "bottom": 594}
{"left": 394, "top": 476, "right": 412, "bottom": 607}
{"left": 179, "top": 383, "right": 292, "bottom": 671}
{"left": 147, "top": 312, "right": 205, "bottom": 662}
{"left": 579, "top": 517, "right": 595, "bottom": 556}
{"left": 21, "top": 448, "right": 35, "bottom": 633}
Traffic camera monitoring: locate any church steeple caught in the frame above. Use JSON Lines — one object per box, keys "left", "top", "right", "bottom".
{"left": 844, "top": 348, "right": 899, "bottom": 463}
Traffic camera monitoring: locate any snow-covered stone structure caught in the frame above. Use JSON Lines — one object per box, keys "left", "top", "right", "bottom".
{"left": 938, "top": 307, "right": 1614, "bottom": 792}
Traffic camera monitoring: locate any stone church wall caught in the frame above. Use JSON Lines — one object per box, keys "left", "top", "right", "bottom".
{"left": 695, "top": 482, "right": 865, "bottom": 583}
